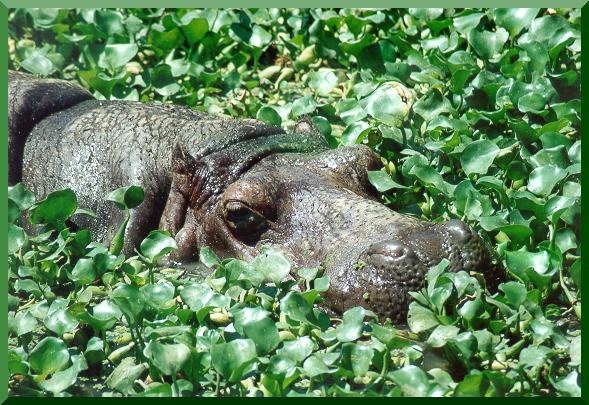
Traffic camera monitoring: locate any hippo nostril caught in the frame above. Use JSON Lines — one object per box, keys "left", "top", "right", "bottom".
{"left": 367, "top": 240, "right": 410, "bottom": 260}
{"left": 444, "top": 219, "right": 473, "bottom": 243}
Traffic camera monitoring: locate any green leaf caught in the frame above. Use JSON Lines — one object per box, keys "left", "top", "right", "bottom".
{"left": 250, "top": 25, "right": 271, "bottom": 48}
{"left": 460, "top": 140, "right": 500, "bottom": 176}
{"left": 335, "top": 307, "right": 367, "bottom": 342}
{"left": 505, "top": 250, "right": 551, "bottom": 280}
{"left": 527, "top": 166, "right": 567, "bottom": 197}
{"left": 8, "top": 183, "right": 35, "bottom": 210}
{"left": 71, "top": 257, "right": 97, "bottom": 285}
{"left": 239, "top": 311, "right": 280, "bottom": 355}
{"left": 29, "top": 189, "right": 77, "bottom": 226}
{"left": 413, "top": 89, "right": 453, "bottom": 121}
{"left": 28, "top": 337, "right": 70, "bottom": 377}
{"left": 341, "top": 343, "right": 373, "bottom": 377}
{"left": 38, "top": 354, "right": 87, "bottom": 395}
{"left": 105, "top": 357, "right": 148, "bottom": 395}
{"left": 95, "top": 9, "right": 124, "bottom": 35}
{"left": 389, "top": 365, "right": 432, "bottom": 397}
{"left": 276, "top": 337, "right": 314, "bottom": 363}
{"left": 211, "top": 339, "right": 257, "bottom": 383}
{"left": 367, "top": 170, "right": 407, "bottom": 192}
{"left": 21, "top": 52, "right": 53, "bottom": 76}
{"left": 142, "top": 280, "right": 176, "bottom": 310}
{"left": 308, "top": 69, "right": 338, "bottom": 95}
{"left": 44, "top": 306, "right": 79, "bottom": 336}
{"left": 150, "top": 65, "right": 181, "bottom": 97}
{"left": 363, "top": 84, "right": 409, "bottom": 125}
{"left": 8, "top": 223, "right": 26, "bottom": 255}
{"left": 180, "top": 16, "right": 209, "bottom": 45}
{"left": 140, "top": 230, "right": 178, "bottom": 262}
{"left": 408, "top": 303, "right": 439, "bottom": 333}
{"left": 143, "top": 341, "right": 190, "bottom": 376}
{"left": 493, "top": 9, "right": 539, "bottom": 36}
{"left": 499, "top": 282, "right": 527, "bottom": 307}
{"left": 251, "top": 246, "right": 291, "bottom": 285}
{"left": 112, "top": 285, "right": 145, "bottom": 326}
{"left": 256, "top": 106, "right": 282, "bottom": 126}
{"left": 99, "top": 44, "right": 138, "bottom": 70}
{"left": 427, "top": 325, "right": 460, "bottom": 348}
{"left": 468, "top": 26, "right": 509, "bottom": 60}
{"left": 199, "top": 246, "right": 220, "bottom": 268}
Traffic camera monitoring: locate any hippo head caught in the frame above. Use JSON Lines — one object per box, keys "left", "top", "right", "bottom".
{"left": 162, "top": 126, "right": 500, "bottom": 323}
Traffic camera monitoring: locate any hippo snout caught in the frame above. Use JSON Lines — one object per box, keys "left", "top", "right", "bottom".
{"left": 353, "top": 219, "right": 498, "bottom": 322}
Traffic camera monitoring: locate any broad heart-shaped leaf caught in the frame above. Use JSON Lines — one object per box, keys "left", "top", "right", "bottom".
{"left": 80, "top": 300, "right": 122, "bottom": 331}
{"left": 280, "top": 291, "right": 313, "bottom": 323}
{"left": 367, "top": 170, "right": 407, "bottom": 192}
{"left": 460, "top": 140, "right": 500, "bottom": 176}
{"left": 199, "top": 246, "right": 220, "bottom": 268}
{"left": 38, "top": 354, "right": 87, "bottom": 395}
{"left": 249, "top": 25, "right": 271, "bottom": 48}
{"left": 553, "top": 371, "right": 581, "bottom": 397}
{"left": 8, "top": 183, "right": 35, "bottom": 210}
{"left": 335, "top": 307, "right": 368, "bottom": 342}
{"left": 256, "top": 106, "right": 282, "bottom": 126}
{"left": 44, "top": 306, "right": 79, "bottom": 336}
{"left": 545, "top": 196, "right": 577, "bottom": 224}
{"left": 106, "top": 185, "right": 145, "bottom": 210}
{"left": 276, "top": 336, "right": 314, "bottom": 363}
{"left": 407, "top": 302, "right": 440, "bottom": 333}
{"left": 527, "top": 166, "right": 567, "bottom": 197}
{"left": 308, "top": 69, "right": 338, "bottom": 95}
{"left": 413, "top": 89, "right": 453, "bottom": 121}
{"left": 340, "top": 343, "right": 374, "bottom": 377}
{"left": 505, "top": 249, "right": 551, "bottom": 280}
{"left": 70, "top": 257, "right": 97, "bottom": 285}
{"left": 426, "top": 325, "right": 460, "bottom": 348}
{"left": 362, "top": 84, "right": 409, "bottom": 126}
{"left": 143, "top": 341, "right": 190, "bottom": 376}
{"left": 499, "top": 281, "right": 528, "bottom": 308}
{"left": 95, "top": 9, "right": 124, "bottom": 35}
{"left": 389, "top": 365, "right": 432, "bottom": 397}
{"left": 28, "top": 337, "right": 70, "bottom": 377}
{"left": 98, "top": 44, "right": 138, "bottom": 70}
{"left": 21, "top": 52, "right": 53, "bottom": 76}
{"left": 142, "top": 280, "right": 176, "bottom": 310}
{"left": 211, "top": 339, "right": 257, "bottom": 383}
{"left": 493, "top": 9, "right": 539, "bottom": 36}
{"left": 250, "top": 246, "right": 291, "bottom": 285}
{"left": 140, "top": 230, "right": 178, "bottom": 262}
{"left": 105, "top": 357, "right": 148, "bottom": 395}
{"left": 112, "top": 284, "right": 145, "bottom": 326}
{"left": 302, "top": 354, "right": 338, "bottom": 378}
{"left": 180, "top": 16, "right": 209, "bottom": 45}
{"left": 29, "top": 189, "right": 77, "bottom": 226}
{"left": 179, "top": 283, "right": 229, "bottom": 313}
{"left": 233, "top": 307, "right": 280, "bottom": 355}
{"left": 149, "top": 65, "right": 181, "bottom": 97}
{"left": 467, "top": 26, "right": 508, "bottom": 60}
{"left": 8, "top": 223, "right": 26, "bottom": 255}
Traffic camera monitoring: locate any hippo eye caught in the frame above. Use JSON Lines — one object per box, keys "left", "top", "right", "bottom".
{"left": 224, "top": 201, "right": 268, "bottom": 238}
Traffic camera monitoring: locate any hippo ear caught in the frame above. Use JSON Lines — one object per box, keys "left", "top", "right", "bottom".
{"left": 8, "top": 70, "right": 93, "bottom": 185}
{"left": 292, "top": 117, "right": 325, "bottom": 140}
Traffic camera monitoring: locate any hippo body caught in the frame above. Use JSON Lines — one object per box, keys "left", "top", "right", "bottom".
{"left": 9, "top": 70, "right": 501, "bottom": 322}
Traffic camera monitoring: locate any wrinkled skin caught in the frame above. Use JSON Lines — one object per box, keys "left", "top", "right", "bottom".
{"left": 10, "top": 71, "right": 502, "bottom": 322}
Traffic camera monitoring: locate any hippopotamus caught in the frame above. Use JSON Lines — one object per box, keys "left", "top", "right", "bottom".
{"left": 8, "top": 70, "right": 502, "bottom": 322}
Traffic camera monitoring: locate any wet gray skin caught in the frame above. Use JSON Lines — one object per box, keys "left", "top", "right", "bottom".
{"left": 10, "top": 70, "right": 502, "bottom": 323}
